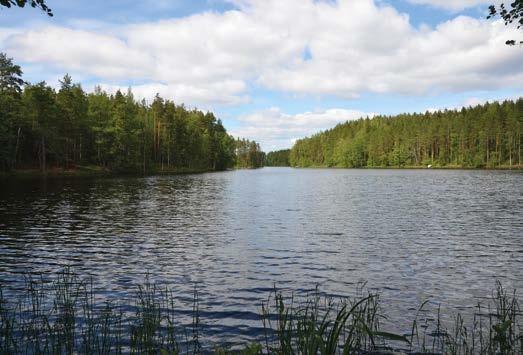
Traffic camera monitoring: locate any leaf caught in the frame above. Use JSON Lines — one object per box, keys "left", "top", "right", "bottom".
{"left": 493, "top": 319, "right": 512, "bottom": 334}
{"left": 373, "top": 331, "right": 411, "bottom": 344}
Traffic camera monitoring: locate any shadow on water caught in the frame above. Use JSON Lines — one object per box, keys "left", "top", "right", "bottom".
{"left": 0, "top": 168, "right": 522, "bottom": 348}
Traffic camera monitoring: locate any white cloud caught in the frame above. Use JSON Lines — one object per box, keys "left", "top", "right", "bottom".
{"left": 95, "top": 81, "right": 249, "bottom": 107}
{"left": 255, "top": 2, "right": 523, "bottom": 97}
{"left": 425, "top": 93, "right": 522, "bottom": 112}
{"left": 6, "top": 26, "right": 154, "bottom": 80}
{"left": 230, "top": 107, "right": 374, "bottom": 151}
{"left": 406, "top": 0, "right": 502, "bottom": 11}
{"left": 2, "top": 0, "right": 522, "bottom": 107}
{"left": 461, "top": 95, "right": 523, "bottom": 107}
{"left": 462, "top": 96, "right": 489, "bottom": 107}
{"left": 0, "top": 27, "right": 23, "bottom": 47}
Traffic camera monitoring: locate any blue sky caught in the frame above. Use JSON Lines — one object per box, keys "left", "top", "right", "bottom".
{"left": 1, "top": 0, "right": 521, "bottom": 150}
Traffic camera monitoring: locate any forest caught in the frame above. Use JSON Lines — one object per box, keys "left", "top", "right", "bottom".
{"left": 290, "top": 99, "right": 522, "bottom": 169}
{"left": 265, "top": 149, "right": 290, "bottom": 166}
{"left": 2, "top": 50, "right": 521, "bottom": 173}
{"left": 234, "top": 138, "right": 265, "bottom": 169}
{"left": 0, "top": 53, "right": 264, "bottom": 174}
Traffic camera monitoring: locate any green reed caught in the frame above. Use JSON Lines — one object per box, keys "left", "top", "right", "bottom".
{"left": 259, "top": 286, "right": 408, "bottom": 354}
{"left": 0, "top": 268, "right": 520, "bottom": 354}
{"left": 0, "top": 268, "right": 201, "bottom": 355}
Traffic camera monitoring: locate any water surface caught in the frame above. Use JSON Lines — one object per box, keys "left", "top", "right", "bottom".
{"left": 1, "top": 168, "right": 522, "bottom": 346}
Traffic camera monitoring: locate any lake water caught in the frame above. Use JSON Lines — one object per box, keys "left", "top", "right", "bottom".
{"left": 0, "top": 168, "right": 522, "bottom": 347}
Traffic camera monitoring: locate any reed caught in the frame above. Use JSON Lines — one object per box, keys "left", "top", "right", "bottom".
{"left": 0, "top": 268, "right": 201, "bottom": 355}
{"left": 0, "top": 268, "right": 520, "bottom": 354}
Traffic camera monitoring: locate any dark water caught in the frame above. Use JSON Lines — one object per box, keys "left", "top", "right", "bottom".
{"left": 1, "top": 168, "right": 522, "bottom": 346}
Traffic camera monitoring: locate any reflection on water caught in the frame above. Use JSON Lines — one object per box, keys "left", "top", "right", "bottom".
{"left": 0, "top": 168, "right": 522, "bottom": 346}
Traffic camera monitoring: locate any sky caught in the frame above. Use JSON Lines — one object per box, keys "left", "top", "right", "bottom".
{"left": 0, "top": 0, "right": 522, "bottom": 151}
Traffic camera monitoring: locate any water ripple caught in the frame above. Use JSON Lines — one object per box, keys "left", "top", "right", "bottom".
{"left": 0, "top": 168, "right": 522, "bottom": 347}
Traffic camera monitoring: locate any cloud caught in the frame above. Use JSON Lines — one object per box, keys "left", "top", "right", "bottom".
{"left": 0, "top": 27, "right": 23, "bottom": 46}
{"left": 425, "top": 93, "right": 522, "bottom": 113}
{"left": 461, "top": 94, "right": 523, "bottom": 107}
{"left": 2, "top": 0, "right": 523, "bottom": 107}
{"left": 230, "top": 107, "right": 374, "bottom": 151}
{"left": 462, "top": 96, "right": 490, "bottom": 107}
{"left": 254, "top": 1, "right": 523, "bottom": 97}
{"left": 95, "top": 81, "right": 249, "bottom": 107}
{"left": 406, "top": 0, "right": 502, "bottom": 11}
{"left": 6, "top": 26, "right": 154, "bottom": 80}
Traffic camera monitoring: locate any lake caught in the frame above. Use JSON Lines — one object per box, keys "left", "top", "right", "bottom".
{"left": 0, "top": 168, "right": 522, "bottom": 347}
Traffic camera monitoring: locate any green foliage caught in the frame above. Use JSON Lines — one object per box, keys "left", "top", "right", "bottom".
{"left": 488, "top": 0, "right": 523, "bottom": 28}
{"left": 265, "top": 149, "right": 290, "bottom": 167}
{"left": 488, "top": 0, "right": 522, "bottom": 45}
{"left": 0, "top": 0, "right": 52, "bottom": 16}
{"left": 215, "top": 343, "right": 263, "bottom": 355}
{"left": 0, "top": 54, "right": 263, "bottom": 173}
{"left": 0, "top": 54, "right": 25, "bottom": 171}
{"left": 1, "top": 269, "right": 520, "bottom": 354}
{"left": 0, "top": 53, "right": 25, "bottom": 94}
{"left": 234, "top": 138, "right": 265, "bottom": 168}
{"left": 261, "top": 289, "right": 386, "bottom": 354}
{"left": 0, "top": 268, "right": 201, "bottom": 354}
{"left": 290, "top": 99, "right": 523, "bottom": 169}
{"left": 23, "top": 82, "right": 59, "bottom": 172}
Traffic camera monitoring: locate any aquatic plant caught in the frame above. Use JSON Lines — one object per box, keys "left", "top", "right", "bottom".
{"left": 0, "top": 268, "right": 201, "bottom": 355}
{"left": 0, "top": 268, "right": 520, "bottom": 354}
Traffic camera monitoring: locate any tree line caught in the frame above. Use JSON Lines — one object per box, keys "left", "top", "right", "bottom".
{"left": 234, "top": 138, "right": 265, "bottom": 168}
{"left": 0, "top": 53, "right": 264, "bottom": 173}
{"left": 265, "top": 149, "right": 290, "bottom": 166}
{"left": 289, "top": 99, "right": 522, "bottom": 169}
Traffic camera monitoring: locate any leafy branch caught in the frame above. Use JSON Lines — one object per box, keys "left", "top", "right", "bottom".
{"left": 0, "top": 0, "right": 52, "bottom": 16}
{"left": 487, "top": 0, "right": 522, "bottom": 45}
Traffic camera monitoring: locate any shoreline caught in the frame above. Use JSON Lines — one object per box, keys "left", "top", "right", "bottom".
{"left": 0, "top": 166, "right": 220, "bottom": 180}
{"left": 286, "top": 165, "right": 523, "bottom": 171}
{"left": 2, "top": 164, "right": 521, "bottom": 180}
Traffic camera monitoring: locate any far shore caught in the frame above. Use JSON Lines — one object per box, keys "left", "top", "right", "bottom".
{"left": 2, "top": 164, "right": 522, "bottom": 180}
{"left": 285, "top": 164, "right": 523, "bottom": 170}
{"left": 0, "top": 166, "right": 218, "bottom": 179}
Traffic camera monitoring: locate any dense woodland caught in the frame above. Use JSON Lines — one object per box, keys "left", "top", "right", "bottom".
{"left": 2, "top": 53, "right": 521, "bottom": 173}
{"left": 0, "top": 53, "right": 264, "bottom": 173}
{"left": 265, "top": 149, "right": 290, "bottom": 166}
{"left": 288, "top": 0, "right": 523, "bottom": 170}
{"left": 290, "top": 99, "right": 522, "bottom": 168}
{"left": 234, "top": 138, "right": 265, "bottom": 168}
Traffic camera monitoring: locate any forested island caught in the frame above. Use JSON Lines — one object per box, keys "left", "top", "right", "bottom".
{"left": 289, "top": 99, "right": 522, "bottom": 169}
{"left": 0, "top": 53, "right": 264, "bottom": 175}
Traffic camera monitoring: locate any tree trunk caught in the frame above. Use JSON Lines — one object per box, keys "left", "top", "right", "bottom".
{"left": 41, "top": 136, "right": 46, "bottom": 173}
{"left": 153, "top": 116, "right": 157, "bottom": 162}
{"left": 486, "top": 136, "right": 489, "bottom": 166}
{"left": 65, "top": 138, "right": 69, "bottom": 169}
{"left": 519, "top": 132, "right": 521, "bottom": 166}
{"left": 13, "top": 127, "right": 21, "bottom": 169}
{"left": 97, "top": 142, "right": 101, "bottom": 166}
{"left": 143, "top": 143, "right": 146, "bottom": 175}
{"left": 157, "top": 122, "right": 161, "bottom": 165}
{"left": 167, "top": 143, "right": 170, "bottom": 168}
